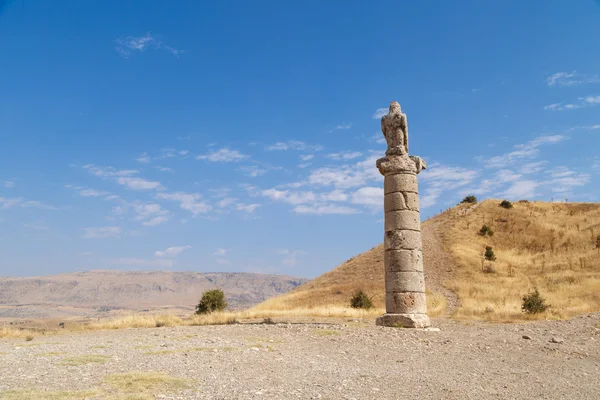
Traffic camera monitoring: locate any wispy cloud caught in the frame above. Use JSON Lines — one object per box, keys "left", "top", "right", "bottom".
{"left": 239, "top": 165, "right": 267, "bottom": 177}
{"left": 350, "top": 187, "right": 383, "bottom": 207}
{"left": 115, "top": 33, "right": 182, "bottom": 58}
{"left": 84, "top": 164, "right": 138, "bottom": 178}
{"left": 136, "top": 153, "right": 151, "bottom": 163}
{"left": 546, "top": 71, "right": 600, "bottom": 87}
{"left": 372, "top": 107, "right": 388, "bottom": 119}
{"left": 0, "top": 197, "right": 56, "bottom": 210}
{"left": 3, "top": 180, "right": 14, "bottom": 188}
{"left": 544, "top": 95, "right": 600, "bottom": 111}
{"left": 117, "top": 177, "right": 162, "bottom": 190}
{"left": 82, "top": 226, "right": 120, "bottom": 239}
{"left": 300, "top": 154, "right": 315, "bottom": 161}
{"left": 419, "top": 164, "right": 479, "bottom": 208}
{"left": 275, "top": 249, "right": 305, "bottom": 266}
{"left": 480, "top": 135, "right": 567, "bottom": 168}
{"left": 156, "top": 191, "right": 211, "bottom": 215}
{"left": 197, "top": 148, "right": 249, "bottom": 162}
{"left": 328, "top": 122, "right": 352, "bottom": 133}
{"left": 154, "top": 245, "right": 191, "bottom": 257}
{"left": 326, "top": 151, "right": 363, "bottom": 160}
{"left": 266, "top": 140, "right": 323, "bottom": 152}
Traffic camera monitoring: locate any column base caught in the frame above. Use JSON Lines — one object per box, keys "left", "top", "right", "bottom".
{"left": 376, "top": 313, "right": 431, "bottom": 328}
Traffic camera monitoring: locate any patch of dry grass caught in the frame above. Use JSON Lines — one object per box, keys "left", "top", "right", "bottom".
{"left": 444, "top": 200, "right": 600, "bottom": 321}
{"left": 0, "top": 327, "right": 40, "bottom": 340}
{"left": 60, "top": 354, "right": 110, "bottom": 366}
{"left": 0, "top": 389, "right": 100, "bottom": 400}
{"left": 103, "top": 371, "right": 190, "bottom": 394}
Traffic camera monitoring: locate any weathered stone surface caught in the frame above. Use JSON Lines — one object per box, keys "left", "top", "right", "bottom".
{"left": 404, "top": 192, "right": 420, "bottom": 211}
{"left": 384, "top": 230, "right": 422, "bottom": 251}
{"left": 385, "top": 249, "right": 423, "bottom": 272}
{"left": 385, "top": 210, "right": 421, "bottom": 232}
{"left": 385, "top": 271, "right": 425, "bottom": 293}
{"left": 381, "top": 101, "right": 408, "bottom": 156}
{"left": 384, "top": 192, "right": 420, "bottom": 212}
{"left": 375, "top": 313, "right": 431, "bottom": 328}
{"left": 385, "top": 292, "right": 427, "bottom": 314}
{"left": 377, "top": 155, "right": 417, "bottom": 175}
{"left": 384, "top": 173, "right": 418, "bottom": 194}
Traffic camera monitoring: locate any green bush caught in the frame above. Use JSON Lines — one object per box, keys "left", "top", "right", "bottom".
{"left": 484, "top": 246, "right": 496, "bottom": 261}
{"left": 350, "top": 290, "right": 373, "bottom": 310}
{"left": 521, "top": 289, "right": 549, "bottom": 314}
{"left": 195, "top": 289, "right": 228, "bottom": 315}
{"left": 461, "top": 195, "right": 478, "bottom": 204}
{"left": 479, "top": 225, "right": 494, "bottom": 237}
{"left": 499, "top": 200, "right": 513, "bottom": 209}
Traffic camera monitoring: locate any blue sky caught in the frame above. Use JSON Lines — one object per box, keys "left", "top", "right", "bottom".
{"left": 1, "top": 1, "right": 599, "bottom": 278}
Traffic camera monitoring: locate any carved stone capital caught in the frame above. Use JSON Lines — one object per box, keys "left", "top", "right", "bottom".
{"left": 376, "top": 154, "right": 417, "bottom": 176}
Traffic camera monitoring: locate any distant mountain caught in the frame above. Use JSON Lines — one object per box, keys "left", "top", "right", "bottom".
{"left": 0, "top": 270, "right": 308, "bottom": 319}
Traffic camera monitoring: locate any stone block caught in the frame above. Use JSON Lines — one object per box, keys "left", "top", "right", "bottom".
{"left": 385, "top": 271, "right": 425, "bottom": 293}
{"left": 385, "top": 292, "right": 427, "bottom": 314}
{"left": 404, "top": 192, "right": 420, "bottom": 211}
{"left": 384, "top": 173, "right": 418, "bottom": 194}
{"left": 385, "top": 249, "right": 423, "bottom": 272}
{"left": 375, "top": 313, "right": 431, "bottom": 328}
{"left": 384, "top": 230, "right": 422, "bottom": 251}
{"left": 385, "top": 210, "right": 421, "bottom": 231}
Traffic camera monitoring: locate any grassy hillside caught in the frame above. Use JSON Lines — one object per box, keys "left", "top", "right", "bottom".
{"left": 255, "top": 200, "right": 600, "bottom": 321}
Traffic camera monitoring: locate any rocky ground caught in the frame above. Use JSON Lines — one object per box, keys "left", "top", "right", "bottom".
{"left": 1, "top": 313, "right": 599, "bottom": 399}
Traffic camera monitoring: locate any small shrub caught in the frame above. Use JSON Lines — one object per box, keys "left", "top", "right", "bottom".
{"left": 350, "top": 290, "right": 373, "bottom": 310}
{"left": 521, "top": 288, "right": 549, "bottom": 314}
{"left": 478, "top": 225, "right": 494, "bottom": 237}
{"left": 499, "top": 200, "right": 513, "bottom": 209}
{"left": 25, "top": 335, "right": 34, "bottom": 342}
{"left": 461, "top": 195, "right": 478, "bottom": 204}
{"left": 484, "top": 246, "right": 496, "bottom": 261}
{"left": 195, "top": 289, "right": 228, "bottom": 315}
{"left": 484, "top": 306, "right": 494, "bottom": 314}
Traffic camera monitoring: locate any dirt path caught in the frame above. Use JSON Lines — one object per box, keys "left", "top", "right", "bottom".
{"left": 1, "top": 314, "right": 599, "bottom": 399}
{"left": 422, "top": 220, "right": 460, "bottom": 316}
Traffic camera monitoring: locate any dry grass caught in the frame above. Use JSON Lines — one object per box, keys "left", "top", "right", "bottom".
{"left": 60, "top": 354, "right": 110, "bottom": 366}
{"left": 444, "top": 200, "right": 600, "bottom": 321}
{"left": 0, "top": 327, "right": 43, "bottom": 340}
{"left": 0, "top": 390, "right": 100, "bottom": 400}
{"left": 103, "top": 371, "right": 190, "bottom": 394}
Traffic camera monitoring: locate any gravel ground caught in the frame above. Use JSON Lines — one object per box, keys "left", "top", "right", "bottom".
{"left": 1, "top": 314, "right": 599, "bottom": 399}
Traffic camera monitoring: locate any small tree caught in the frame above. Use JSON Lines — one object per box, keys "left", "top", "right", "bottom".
{"left": 484, "top": 246, "right": 496, "bottom": 261}
{"left": 195, "top": 289, "right": 228, "bottom": 315}
{"left": 499, "top": 200, "right": 513, "bottom": 209}
{"left": 479, "top": 225, "right": 494, "bottom": 237}
{"left": 461, "top": 195, "right": 478, "bottom": 204}
{"left": 521, "top": 288, "right": 549, "bottom": 314}
{"left": 350, "top": 290, "right": 373, "bottom": 310}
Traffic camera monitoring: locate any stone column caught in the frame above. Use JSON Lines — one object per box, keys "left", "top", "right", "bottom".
{"left": 375, "top": 102, "right": 430, "bottom": 328}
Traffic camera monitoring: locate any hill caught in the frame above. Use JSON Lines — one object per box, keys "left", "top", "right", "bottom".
{"left": 0, "top": 270, "right": 307, "bottom": 320}
{"left": 255, "top": 200, "right": 600, "bottom": 321}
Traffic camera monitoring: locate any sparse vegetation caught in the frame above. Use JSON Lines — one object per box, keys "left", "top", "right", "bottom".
{"left": 349, "top": 290, "right": 373, "bottom": 310}
{"left": 104, "top": 371, "right": 190, "bottom": 394}
{"left": 484, "top": 246, "right": 496, "bottom": 261}
{"left": 61, "top": 354, "right": 110, "bottom": 366}
{"left": 499, "top": 200, "right": 513, "bottom": 209}
{"left": 478, "top": 225, "right": 494, "bottom": 237}
{"left": 461, "top": 195, "right": 478, "bottom": 204}
{"left": 195, "top": 289, "right": 228, "bottom": 315}
{"left": 521, "top": 288, "right": 549, "bottom": 314}
{"left": 0, "top": 389, "right": 100, "bottom": 400}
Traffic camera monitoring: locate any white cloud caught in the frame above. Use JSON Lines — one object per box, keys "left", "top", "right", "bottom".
{"left": 136, "top": 153, "right": 151, "bottom": 163}
{"left": 82, "top": 226, "right": 121, "bottom": 239}
{"left": 142, "top": 216, "right": 169, "bottom": 226}
{"left": 545, "top": 167, "right": 590, "bottom": 194}
{"left": 108, "top": 257, "right": 173, "bottom": 268}
{"left": 306, "top": 154, "right": 381, "bottom": 189}
{"left": 544, "top": 95, "right": 600, "bottom": 111}
{"left": 154, "top": 245, "right": 191, "bottom": 257}
{"left": 419, "top": 164, "right": 479, "bottom": 208}
{"left": 236, "top": 203, "right": 261, "bottom": 213}
{"left": 117, "top": 177, "right": 162, "bottom": 190}
{"left": 329, "top": 122, "right": 352, "bottom": 132}
{"left": 213, "top": 248, "right": 228, "bottom": 256}
{"left": 240, "top": 165, "right": 267, "bottom": 177}
{"left": 266, "top": 140, "right": 323, "bottom": 152}
{"left": 300, "top": 154, "right": 315, "bottom": 161}
{"left": 293, "top": 204, "right": 359, "bottom": 215}
{"left": 326, "top": 151, "right": 363, "bottom": 160}
{"left": 481, "top": 135, "right": 567, "bottom": 168}
{"left": 0, "top": 197, "right": 56, "bottom": 210}
{"left": 547, "top": 71, "right": 600, "bottom": 87}
{"left": 298, "top": 163, "right": 312, "bottom": 169}
{"left": 197, "top": 148, "right": 249, "bottom": 162}
{"left": 84, "top": 164, "right": 138, "bottom": 178}
{"left": 501, "top": 180, "right": 539, "bottom": 199}
{"left": 179, "top": 150, "right": 189, "bottom": 156}
{"left": 156, "top": 191, "right": 211, "bottom": 215}
{"left": 3, "top": 181, "right": 14, "bottom": 188}
{"left": 275, "top": 249, "right": 305, "bottom": 267}
{"left": 372, "top": 107, "right": 388, "bottom": 119}
{"left": 115, "top": 33, "right": 182, "bottom": 58}
{"left": 24, "top": 223, "right": 49, "bottom": 231}
{"left": 583, "top": 95, "right": 600, "bottom": 104}
{"left": 155, "top": 166, "right": 174, "bottom": 172}
{"left": 351, "top": 187, "right": 383, "bottom": 207}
